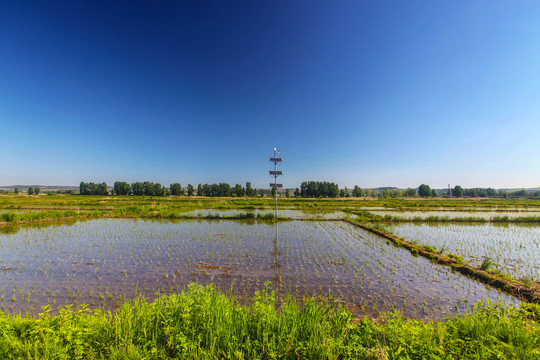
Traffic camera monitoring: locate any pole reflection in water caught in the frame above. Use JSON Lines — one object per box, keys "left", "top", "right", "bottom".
{"left": 272, "top": 221, "right": 282, "bottom": 290}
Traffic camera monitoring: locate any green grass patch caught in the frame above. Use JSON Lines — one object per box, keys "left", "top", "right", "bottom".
{"left": 0, "top": 284, "right": 538, "bottom": 359}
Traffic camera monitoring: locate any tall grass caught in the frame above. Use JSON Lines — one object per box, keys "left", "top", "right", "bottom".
{"left": 0, "top": 283, "right": 538, "bottom": 359}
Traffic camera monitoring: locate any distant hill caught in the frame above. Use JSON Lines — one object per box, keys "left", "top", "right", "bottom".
{"left": 499, "top": 187, "right": 540, "bottom": 193}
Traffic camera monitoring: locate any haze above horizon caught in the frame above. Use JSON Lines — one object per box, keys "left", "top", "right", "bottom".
{"left": 1, "top": 1, "right": 539, "bottom": 189}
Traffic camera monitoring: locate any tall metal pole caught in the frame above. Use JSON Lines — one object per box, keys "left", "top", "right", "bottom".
{"left": 269, "top": 148, "right": 283, "bottom": 219}
{"left": 274, "top": 148, "right": 278, "bottom": 217}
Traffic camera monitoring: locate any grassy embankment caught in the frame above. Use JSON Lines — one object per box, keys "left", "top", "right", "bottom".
{"left": 1, "top": 283, "right": 539, "bottom": 359}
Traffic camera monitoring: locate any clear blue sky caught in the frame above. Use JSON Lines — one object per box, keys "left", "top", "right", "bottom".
{"left": 1, "top": 1, "right": 539, "bottom": 189}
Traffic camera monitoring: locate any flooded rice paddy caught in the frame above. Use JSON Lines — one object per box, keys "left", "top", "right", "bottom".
{"left": 0, "top": 219, "right": 519, "bottom": 319}
{"left": 180, "top": 209, "right": 346, "bottom": 219}
{"left": 369, "top": 210, "right": 540, "bottom": 220}
{"left": 389, "top": 223, "right": 540, "bottom": 281}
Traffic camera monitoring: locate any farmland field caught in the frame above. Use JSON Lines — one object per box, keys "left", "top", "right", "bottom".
{"left": 1, "top": 195, "right": 539, "bottom": 318}
{"left": 179, "top": 208, "right": 346, "bottom": 219}
{"left": 388, "top": 223, "right": 540, "bottom": 281}
{"left": 0, "top": 218, "right": 520, "bottom": 319}
{"left": 369, "top": 209, "right": 540, "bottom": 220}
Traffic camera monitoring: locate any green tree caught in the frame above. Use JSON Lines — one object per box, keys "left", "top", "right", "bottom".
{"left": 285, "top": 189, "right": 290, "bottom": 197}
{"left": 418, "top": 184, "right": 431, "bottom": 197}
{"left": 259, "top": 189, "right": 264, "bottom": 197}
{"left": 28, "top": 187, "right": 34, "bottom": 195}
{"left": 114, "top": 182, "right": 131, "bottom": 196}
{"left": 34, "top": 187, "right": 40, "bottom": 195}
{"left": 153, "top": 183, "right": 164, "bottom": 196}
{"left": 431, "top": 189, "right": 437, "bottom": 197}
{"left": 392, "top": 189, "right": 402, "bottom": 198}
{"left": 486, "top": 188, "right": 497, "bottom": 197}
{"left": 245, "top": 182, "right": 254, "bottom": 197}
{"left": 404, "top": 188, "right": 417, "bottom": 197}
{"left": 187, "top": 184, "right": 194, "bottom": 196}
{"left": 14, "top": 188, "right": 18, "bottom": 195}
{"left": 131, "top": 182, "right": 144, "bottom": 196}
{"left": 511, "top": 189, "right": 528, "bottom": 197}
{"left": 79, "top": 182, "right": 87, "bottom": 195}
{"left": 352, "top": 185, "right": 364, "bottom": 197}
{"left": 170, "top": 183, "right": 183, "bottom": 196}
{"left": 143, "top": 182, "right": 154, "bottom": 196}
{"left": 98, "top": 183, "right": 108, "bottom": 195}
{"left": 452, "top": 185, "right": 464, "bottom": 197}
{"left": 300, "top": 181, "right": 339, "bottom": 198}
{"left": 234, "top": 184, "right": 244, "bottom": 197}
{"left": 294, "top": 188, "right": 300, "bottom": 197}
{"left": 464, "top": 188, "right": 477, "bottom": 197}
{"left": 197, "top": 184, "right": 202, "bottom": 196}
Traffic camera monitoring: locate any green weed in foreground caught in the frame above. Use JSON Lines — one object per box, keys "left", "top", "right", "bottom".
{"left": 0, "top": 283, "right": 539, "bottom": 359}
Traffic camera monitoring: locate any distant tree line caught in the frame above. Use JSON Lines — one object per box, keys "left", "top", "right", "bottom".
{"left": 79, "top": 182, "right": 108, "bottom": 195}
{"left": 113, "top": 181, "right": 169, "bottom": 196}
{"left": 197, "top": 183, "right": 233, "bottom": 197}
{"left": 293, "top": 184, "right": 417, "bottom": 199}
{"left": 79, "top": 181, "right": 261, "bottom": 197}
{"left": 76, "top": 180, "right": 539, "bottom": 198}
{"left": 195, "top": 182, "right": 257, "bottom": 197}
{"left": 27, "top": 187, "right": 40, "bottom": 195}
{"left": 56, "top": 189, "right": 75, "bottom": 195}
{"left": 352, "top": 186, "right": 364, "bottom": 197}
{"left": 414, "top": 184, "right": 539, "bottom": 198}
{"left": 451, "top": 186, "right": 538, "bottom": 198}
{"left": 299, "top": 181, "right": 340, "bottom": 198}
{"left": 170, "top": 183, "right": 184, "bottom": 196}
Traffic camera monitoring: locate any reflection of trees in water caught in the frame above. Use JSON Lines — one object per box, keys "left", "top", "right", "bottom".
{"left": 0, "top": 218, "right": 83, "bottom": 235}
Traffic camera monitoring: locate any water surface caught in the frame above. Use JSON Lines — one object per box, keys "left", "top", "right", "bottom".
{"left": 0, "top": 219, "right": 520, "bottom": 318}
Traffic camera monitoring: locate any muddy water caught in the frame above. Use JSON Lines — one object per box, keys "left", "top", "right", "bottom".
{"left": 0, "top": 219, "right": 520, "bottom": 318}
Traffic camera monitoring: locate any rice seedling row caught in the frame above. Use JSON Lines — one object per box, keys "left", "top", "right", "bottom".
{"left": 369, "top": 210, "right": 540, "bottom": 220}
{"left": 388, "top": 223, "right": 540, "bottom": 281}
{"left": 0, "top": 219, "right": 520, "bottom": 319}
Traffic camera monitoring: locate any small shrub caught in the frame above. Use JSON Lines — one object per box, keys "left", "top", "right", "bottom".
{"left": 0, "top": 212, "right": 19, "bottom": 222}
{"left": 256, "top": 213, "right": 275, "bottom": 220}
{"left": 422, "top": 245, "right": 437, "bottom": 253}
{"left": 480, "top": 257, "right": 493, "bottom": 271}
{"left": 448, "top": 253, "right": 464, "bottom": 264}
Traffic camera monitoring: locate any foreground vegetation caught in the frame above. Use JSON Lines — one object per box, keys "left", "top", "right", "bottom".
{"left": 1, "top": 283, "right": 539, "bottom": 359}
